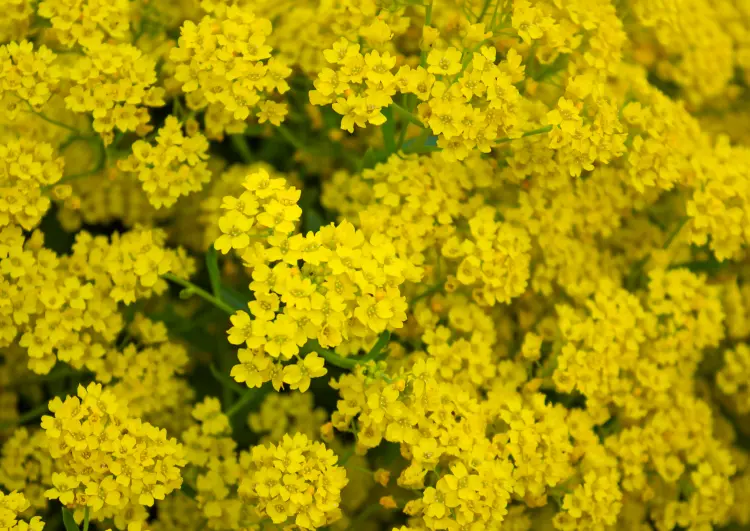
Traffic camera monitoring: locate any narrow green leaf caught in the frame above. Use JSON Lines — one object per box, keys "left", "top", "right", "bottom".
{"left": 360, "top": 147, "right": 387, "bottom": 171}
{"left": 62, "top": 507, "right": 80, "bottom": 531}
{"left": 180, "top": 482, "right": 197, "bottom": 499}
{"left": 210, "top": 363, "right": 246, "bottom": 395}
{"left": 206, "top": 244, "right": 222, "bottom": 299}
{"left": 219, "top": 285, "right": 252, "bottom": 311}
{"left": 382, "top": 106, "right": 396, "bottom": 155}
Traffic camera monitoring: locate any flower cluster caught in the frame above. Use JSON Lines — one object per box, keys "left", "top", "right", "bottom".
{"left": 220, "top": 168, "right": 418, "bottom": 391}
{"left": 0, "top": 0, "right": 32, "bottom": 43}
{"left": 170, "top": 6, "right": 291, "bottom": 140}
{"left": 119, "top": 116, "right": 211, "bottom": 208}
{"left": 239, "top": 432, "right": 348, "bottom": 528}
{"left": 37, "top": 0, "right": 131, "bottom": 47}
{"left": 249, "top": 391, "right": 327, "bottom": 444}
{"left": 95, "top": 314, "right": 194, "bottom": 431}
{"left": 0, "top": 139, "right": 64, "bottom": 230}
{"left": 0, "top": 490, "right": 45, "bottom": 531}
{"left": 41, "top": 383, "right": 186, "bottom": 516}
{"left": 4, "top": 0, "right": 750, "bottom": 530}
{"left": 0, "top": 41, "right": 60, "bottom": 109}
{"left": 65, "top": 42, "right": 164, "bottom": 144}
{"left": 0, "top": 428, "right": 54, "bottom": 514}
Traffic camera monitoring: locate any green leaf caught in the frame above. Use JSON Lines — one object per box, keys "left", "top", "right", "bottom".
{"left": 304, "top": 208, "right": 324, "bottom": 233}
{"left": 382, "top": 106, "right": 396, "bottom": 155}
{"left": 180, "top": 482, "right": 197, "bottom": 499}
{"left": 360, "top": 147, "right": 387, "bottom": 171}
{"left": 206, "top": 244, "right": 222, "bottom": 299}
{"left": 210, "top": 363, "right": 247, "bottom": 395}
{"left": 219, "top": 285, "right": 252, "bottom": 311}
{"left": 62, "top": 507, "right": 80, "bottom": 531}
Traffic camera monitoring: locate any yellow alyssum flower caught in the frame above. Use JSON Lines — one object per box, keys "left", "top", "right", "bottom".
{"left": 41, "top": 383, "right": 186, "bottom": 514}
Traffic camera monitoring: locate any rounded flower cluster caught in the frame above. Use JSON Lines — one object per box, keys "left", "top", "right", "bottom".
{"left": 0, "top": 139, "right": 64, "bottom": 230}
{"left": 0, "top": 0, "right": 33, "bottom": 44}
{"left": 0, "top": 428, "right": 54, "bottom": 513}
{"left": 37, "top": 0, "right": 131, "bottom": 47}
{"left": 119, "top": 116, "right": 211, "bottom": 208}
{"left": 65, "top": 42, "right": 164, "bottom": 144}
{"left": 221, "top": 168, "right": 418, "bottom": 391}
{"left": 0, "top": 41, "right": 60, "bottom": 109}
{"left": 239, "top": 432, "right": 348, "bottom": 528}
{"left": 0, "top": 490, "right": 45, "bottom": 531}
{"left": 170, "top": 6, "right": 291, "bottom": 139}
{"left": 41, "top": 383, "right": 186, "bottom": 515}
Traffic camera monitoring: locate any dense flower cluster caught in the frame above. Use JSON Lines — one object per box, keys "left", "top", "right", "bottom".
{"left": 220, "top": 168, "right": 419, "bottom": 392}
{"left": 0, "top": 139, "right": 64, "bottom": 230}
{"left": 41, "top": 383, "right": 186, "bottom": 516}
{"left": 240, "top": 433, "right": 348, "bottom": 528}
{"left": 4, "top": 0, "right": 750, "bottom": 530}
{"left": 119, "top": 116, "right": 211, "bottom": 208}
{"left": 170, "top": 6, "right": 291, "bottom": 139}
{"left": 0, "top": 490, "right": 45, "bottom": 531}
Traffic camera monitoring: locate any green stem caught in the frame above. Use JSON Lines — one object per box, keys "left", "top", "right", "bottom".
{"left": 476, "top": 0, "right": 492, "bottom": 22}
{"left": 210, "top": 363, "right": 247, "bottom": 395}
{"left": 663, "top": 216, "right": 689, "bottom": 249}
{"left": 276, "top": 125, "right": 307, "bottom": 152}
{"left": 391, "top": 102, "right": 426, "bottom": 129}
{"left": 419, "top": 0, "right": 435, "bottom": 68}
{"left": 0, "top": 402, "right": 50, "bottom": 431}
{"left": 48, "top": 138, "right": 107, "bottom": 189}
{"left": 82, "top": 507, "right": 90, "bottom": 531}
{"left": 162, "top": 273, "right": 235, "bottom": 315}
{"left": 8, "top": 367, "right": 77, "bottom": 390}
{"left": 25, "top": 102, "right": 90, "bottom": 136}
{"left": 346, "top": 464, "right": 373, "bottom": 475}
{"left": 409, "top": 281, "right": 445, "bottom": 309}
{"left": 230, "top": 135, "right": 254, "bottom": 163}
{"left": 495, "top": 125, "right": 553, "bottom": 144}
{"left": 338, "top": 445, "right": 356, "bottom": 466}
{"left": 312, "top": 341, "right": 361, "bottom": 370}
{"left": 225, "top": 388, "right": 263, "bottom": 417}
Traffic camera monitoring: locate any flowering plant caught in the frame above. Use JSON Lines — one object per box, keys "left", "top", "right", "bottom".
{"left": 3, "top": 0, "right": 750, "bottom": 530}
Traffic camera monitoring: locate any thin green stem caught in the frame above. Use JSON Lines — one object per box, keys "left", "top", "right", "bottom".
{"left": 162, "top": 273, "right": 234, "bottom": 315}
{"left": 210, "top": 363, "right": 247, "bottom": 395}
{"left": 391, "top": 102, "right": 426, "bottom": 129}
{"left": 495, "top": 125, "right": 553, "bottom": 144}
{"left": 346, "top": 464, "right": 373, "bottom": 475}
{"left": 663, "top": 216, "right": 689, "bottom": 249}
{"left": 0, "top": 402, "right": 50, "bottom": 431}
{"left": 8, "top": 367, "right": 77, "bottom": 390}
{"left": 419, "top": 0, "right": 434, "bottom": 68}
{"left": 25, "top": 102, "right": 89, "bottom": 136}
{"left": 83, "top": 507, "right": 90, "bottom": 531}
{"left": 276, "top": 125, "right": 307, "bottom": 152}
{"left": 231, "top": 135, "right": 254, "bottom": 163}
{"left": 409, "top": 281, "right": 445, "bottom": 309}
{"left": 476, "top": 0, "right": 492, "bottom": 22}
{"left": 225, "top": 388, "right": 263, "bottom": 417}
{"left": 47, "top": 138, "right": 107, "bottom": 190}
{"left": 338, "top": 445, "right": 356, "bottom": 466}
{"left": 314, "top": 342, "right": 361, "bottom": 370}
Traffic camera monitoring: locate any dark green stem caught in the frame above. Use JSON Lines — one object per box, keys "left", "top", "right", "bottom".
{"left": 162, "top": 273, "right": 234, "bottom": 314}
